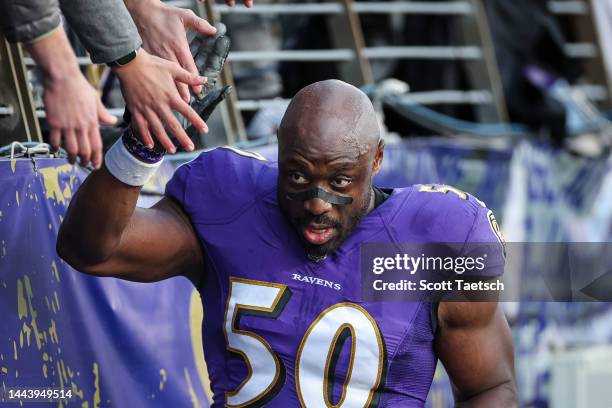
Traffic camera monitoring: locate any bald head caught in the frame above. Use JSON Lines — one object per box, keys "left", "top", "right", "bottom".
{"left": 278, "top": 80, "right": 380, "bottom": 156}
{"left": 276, "top": 80, "right": 385, "bottom": 261}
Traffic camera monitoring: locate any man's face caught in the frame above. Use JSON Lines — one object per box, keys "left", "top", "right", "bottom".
{"left": 277, "top": 134, "right": 381, "bottom": 261}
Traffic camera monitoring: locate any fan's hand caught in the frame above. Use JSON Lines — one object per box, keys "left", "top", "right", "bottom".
{"left": 125, "top": 24, "right": 232, "bottom": 152}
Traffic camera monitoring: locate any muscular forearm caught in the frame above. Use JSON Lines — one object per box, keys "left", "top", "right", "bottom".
{"left": 455, "top": 380, "right": 518, "bottom": 408}
{"left": 437, "top": 303, "right": 517, "bottom": 408}
{"left": 57, "top": 166, "right": 141, "bottom": 269}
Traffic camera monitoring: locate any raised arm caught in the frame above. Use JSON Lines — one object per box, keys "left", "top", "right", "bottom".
{"left": 435, "top": 301, "right": 517, "bottom": 407}
{"left": 57, "top": 29, "right": 231, "bottom": 284}
{"left": 56, "top": 166, "right": 203, "bottom": 284}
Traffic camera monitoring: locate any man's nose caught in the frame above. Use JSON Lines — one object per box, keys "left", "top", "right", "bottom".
{"left": 303, "top": 197, "right": 332, "bottom": 216}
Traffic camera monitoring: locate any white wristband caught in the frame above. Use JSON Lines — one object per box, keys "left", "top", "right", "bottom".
{"left": 104, "top": 136, "right": 164, "bottom": 187}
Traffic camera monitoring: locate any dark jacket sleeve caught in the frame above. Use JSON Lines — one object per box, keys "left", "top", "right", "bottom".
{"left": 59, "top": 0, "right": 142, "bottom": 63}
{"left": 0, "top": 0, "right": 62, "bottom": 43}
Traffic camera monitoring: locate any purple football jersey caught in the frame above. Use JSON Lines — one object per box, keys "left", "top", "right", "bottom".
{"left": 165, "top": 147, "right": 505, "bottom": 407}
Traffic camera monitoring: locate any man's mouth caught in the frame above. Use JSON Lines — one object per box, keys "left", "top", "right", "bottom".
{"left": 302, "top": 223, "right": 336, "bottom": 245}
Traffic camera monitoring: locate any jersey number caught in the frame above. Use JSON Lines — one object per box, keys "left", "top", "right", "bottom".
{"left": 224, "top": 278, "right": 386, "bottom": 408}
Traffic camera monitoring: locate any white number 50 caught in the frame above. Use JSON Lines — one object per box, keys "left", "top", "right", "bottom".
{"left": 224, "top": 278, "right": 386, "bottom": 407}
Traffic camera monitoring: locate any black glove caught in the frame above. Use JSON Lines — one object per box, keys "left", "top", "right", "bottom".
{"left": 183, "top": 23, "right": 232, "bottom": 139}
{"left": 191, "top": 23, "right": 231, "bottom": 96}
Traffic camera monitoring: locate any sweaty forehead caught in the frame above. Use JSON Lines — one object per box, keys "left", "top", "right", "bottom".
{"left": 278, "top": 80, "right": 380, "bottom": 159}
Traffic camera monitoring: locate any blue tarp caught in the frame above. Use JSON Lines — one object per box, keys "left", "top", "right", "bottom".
{"left": 0, "top": 158, "right": 210, "bottom": 407}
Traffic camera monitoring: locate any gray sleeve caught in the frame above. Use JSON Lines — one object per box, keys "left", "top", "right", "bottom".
{"left": 0, "top": 0, "right": 62, "bottom": 43}
{"left": 59, "top": 0, "right": 142, "bottom": 64}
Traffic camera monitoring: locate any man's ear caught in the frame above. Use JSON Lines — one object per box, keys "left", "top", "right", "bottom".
{"left": 372, "top": 139, "right": 384, "bottom": 176}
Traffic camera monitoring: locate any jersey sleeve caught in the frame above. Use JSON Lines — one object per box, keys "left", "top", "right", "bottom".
{"left": 402, "top": 184, "right": 506, "bottom": 279}
{"left": 460, "top": 202, "right": 506, "bottom": 279}
{"left": 164, "top": 147, "right": 268, "bottom": 224}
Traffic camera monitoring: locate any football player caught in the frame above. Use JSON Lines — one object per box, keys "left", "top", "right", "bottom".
{"left": 58, "top": 74, "right": 516, "bottom": 405}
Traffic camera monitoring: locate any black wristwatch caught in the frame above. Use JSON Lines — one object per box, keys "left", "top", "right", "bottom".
{"left": 106, "top": 50, "right": 138, "bottom": 68}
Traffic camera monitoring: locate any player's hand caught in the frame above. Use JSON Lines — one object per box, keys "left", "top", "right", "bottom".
{"left": 121, "top": 25, "right": 231, "bottom": 151}
{"left": 126, "top": 0, "right": 217, "bottom": 100}
{"left": 113, "top": 49, "right": 208, "bottom": 153}
{"left": 44, "top": 72, "right": 117, "bottom": 169}
{"left": 181, "top": 26, "right": 232, "bottom": 138}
